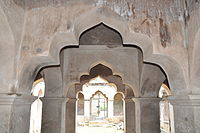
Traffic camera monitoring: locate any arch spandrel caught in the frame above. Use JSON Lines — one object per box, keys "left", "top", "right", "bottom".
{"left": 146, "top": 54, "right": 188, "bottom": 94}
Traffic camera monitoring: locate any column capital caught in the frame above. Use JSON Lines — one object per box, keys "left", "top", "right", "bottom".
{"left": 124, "top": 98, "right": 134, "bottom": 102}
{"left": 132, "top": 97, "right": 161, "bottom": 102}
{"left": 11, "top": 94, "right": 37, "bottom": 105}
{"left": 167, "top": 95, "right": 200, "bottom": 106}
{"left": 0, "top": 94, "right": 16, "bottom": 105}
{"left": 41, "top": 96, "right": 68, "bottom": 102}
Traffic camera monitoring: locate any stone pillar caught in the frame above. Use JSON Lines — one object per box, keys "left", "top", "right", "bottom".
{"left": 84, "top": 99, "right": 90, "bottom": 117}
{"left": 41, "top": 67, "right": 64, "bottom": 133}
{"left": 0, "top": 94, "right": 16, "bottom": 133}
{"left": 137, "top": 98, "right": 161, "bottom": 133}
{"left": 10, "top": 94, "right": 36, "bottom": 133}
{"left": 125, "top": 98, "right": 136, "bottom": 133}
{"left": 108, "top": 99, "right": 114, "bottom": 118}
{"left": 65, "top": 98, "right": 76, "bottom": 133}
{"left": 41, "top": 97, "right": 66, "bottom": 133}
{"left": 168, "top": 95, "right": 200, "bottom": 133}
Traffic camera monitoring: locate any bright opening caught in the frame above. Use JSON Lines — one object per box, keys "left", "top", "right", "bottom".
{"left": 29, "top": 78, "right": 45, "bottom": 133}
{"left": 76, "top": 76, "right": 125, "bottom": 133}
{"left": 159, "top": 84, "right": 173, "bottom": 133}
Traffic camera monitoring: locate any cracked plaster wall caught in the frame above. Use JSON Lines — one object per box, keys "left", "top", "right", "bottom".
{"left": 0, "top": 0, "right": 200, "bottom": 94}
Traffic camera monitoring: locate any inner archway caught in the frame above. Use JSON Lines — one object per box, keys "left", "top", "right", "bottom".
{"left": 76, "top": 76, "right": 125, "bottom": 133}
{"left": 60, "top": 22, "right": 169, "bottom": 133}
{"left": 90, "top": 91, "right": 108, "bottom": 119}
{"left": 114, "top": 93, "right": 124, "bottom": 116}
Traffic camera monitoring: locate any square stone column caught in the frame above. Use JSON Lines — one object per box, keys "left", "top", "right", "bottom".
{"left": 10, "top": 94, "right": 36, "bottom": 133}
{"left": 65, "top": 98, "right": 76, "bottom": 133}
{"left": 0, "top": 94, "right": 16, "bottom": 133}
{"left": 168, "top": 95, "right": 200, "bottom": 133}
{"left": 125, "top": 98, "right": 136, "bottom": 133}
{"left": 41, "top": 97, "right": 67, "bottom": 133}
{"left": 135, "top": 98, "right": 161, "bottom": 133}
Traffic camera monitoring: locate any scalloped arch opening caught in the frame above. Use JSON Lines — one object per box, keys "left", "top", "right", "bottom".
{"left": 79, "top": 23, "right": 123, "bottom": 46}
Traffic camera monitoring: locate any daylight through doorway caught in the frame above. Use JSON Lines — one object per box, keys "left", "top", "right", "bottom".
{"left": 76, "top": 76, "right": 125, "bottom": 133}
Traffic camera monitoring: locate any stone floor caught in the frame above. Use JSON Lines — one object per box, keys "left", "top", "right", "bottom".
{"left": 77, "top": 126, "right": 124, "bottom": 133}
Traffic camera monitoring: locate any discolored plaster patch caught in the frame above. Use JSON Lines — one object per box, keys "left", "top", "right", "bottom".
{"left": 159, "top": 18, "right": 171, "bottom": 48}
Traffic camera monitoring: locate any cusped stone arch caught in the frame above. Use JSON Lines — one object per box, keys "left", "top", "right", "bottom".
{"left": 73, "top": 7, "right": 187, "bottom": 95}
{"left": 18, "top": 6, "right": 187, "bottom": 96}
{"left": 90, "top": 90, "right": 108, "bottom": 100}
{"left": 87, "top": 61, "right": 123, "bottom": 80}
{"left": 79, "top": 22, "right": 123, "bottom": 45}
{"left": 66, "top": 63, "right": 137, "bottom": 99}
{"left": 65, "top": 64, "right": 136, "bottom": 133}
{"left": 159, "top": 83, "right": 172, "bottom": 98}
{"left": 146, "top": 54, "right": 188, "bottom": 95}
{"left": 73, "top": 7, "right": 153, "bottom": 60}
{"left": 75, "top": 59, "right": 139, "bottom": 98}
{"left": 113, "top": 93, "right": 124, "bottom": 116}
{"left": 18, "top": 33, "right": 78, "bottom": 94}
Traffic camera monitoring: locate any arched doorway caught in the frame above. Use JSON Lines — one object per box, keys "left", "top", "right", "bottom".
{"left": 76, "top": 76, "right": 127, "bottom": 133}
{"left": 90, "top": 91, "right": 108, "bottom": 120}
{"left": 114, "top": 93, "right": 124, "bottom": 116}
{"left": 77, "top": 92, "right": 84, "bottom": 116}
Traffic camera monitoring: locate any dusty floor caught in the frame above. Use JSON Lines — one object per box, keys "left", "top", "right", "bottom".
{"left": 77, "top": 126, "right": 124, "bottom": 133}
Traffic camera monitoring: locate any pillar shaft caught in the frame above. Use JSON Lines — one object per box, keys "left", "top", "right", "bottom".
{"left": 125, "top": 98, "right": 136, "bottom": 133}
{"left": 10, "top": 95, "right": 36, "bottom": 133}
{"left": 108, "top": 100, "right": 114, "bottom": 118}
{"left": 0, "top": 95, "right": 16, "bottom": 133}
{"left": 84, "top": 100, "right": 90, "bottom": 117}
{"left": 136, "top": 98, "right": 161, "bottom": 133}
{"left": 168, "top": 95, "right": 200, "bottom": 133}
{"left": 41, "top": 97, "right": 66, "bottom": 133}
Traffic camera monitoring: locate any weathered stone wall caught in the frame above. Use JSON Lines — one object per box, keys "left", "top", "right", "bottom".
{"left": 62, "top": 46, "right": 141, "bottom": 96}
{"left": 0, "top": 1, "right": 199, "bottom": 132}
{"left": 0, "top": 0, "right": 199, "bottom": 94}
{"left": 0, "top": 0, "right": 24, "bottom": 93}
